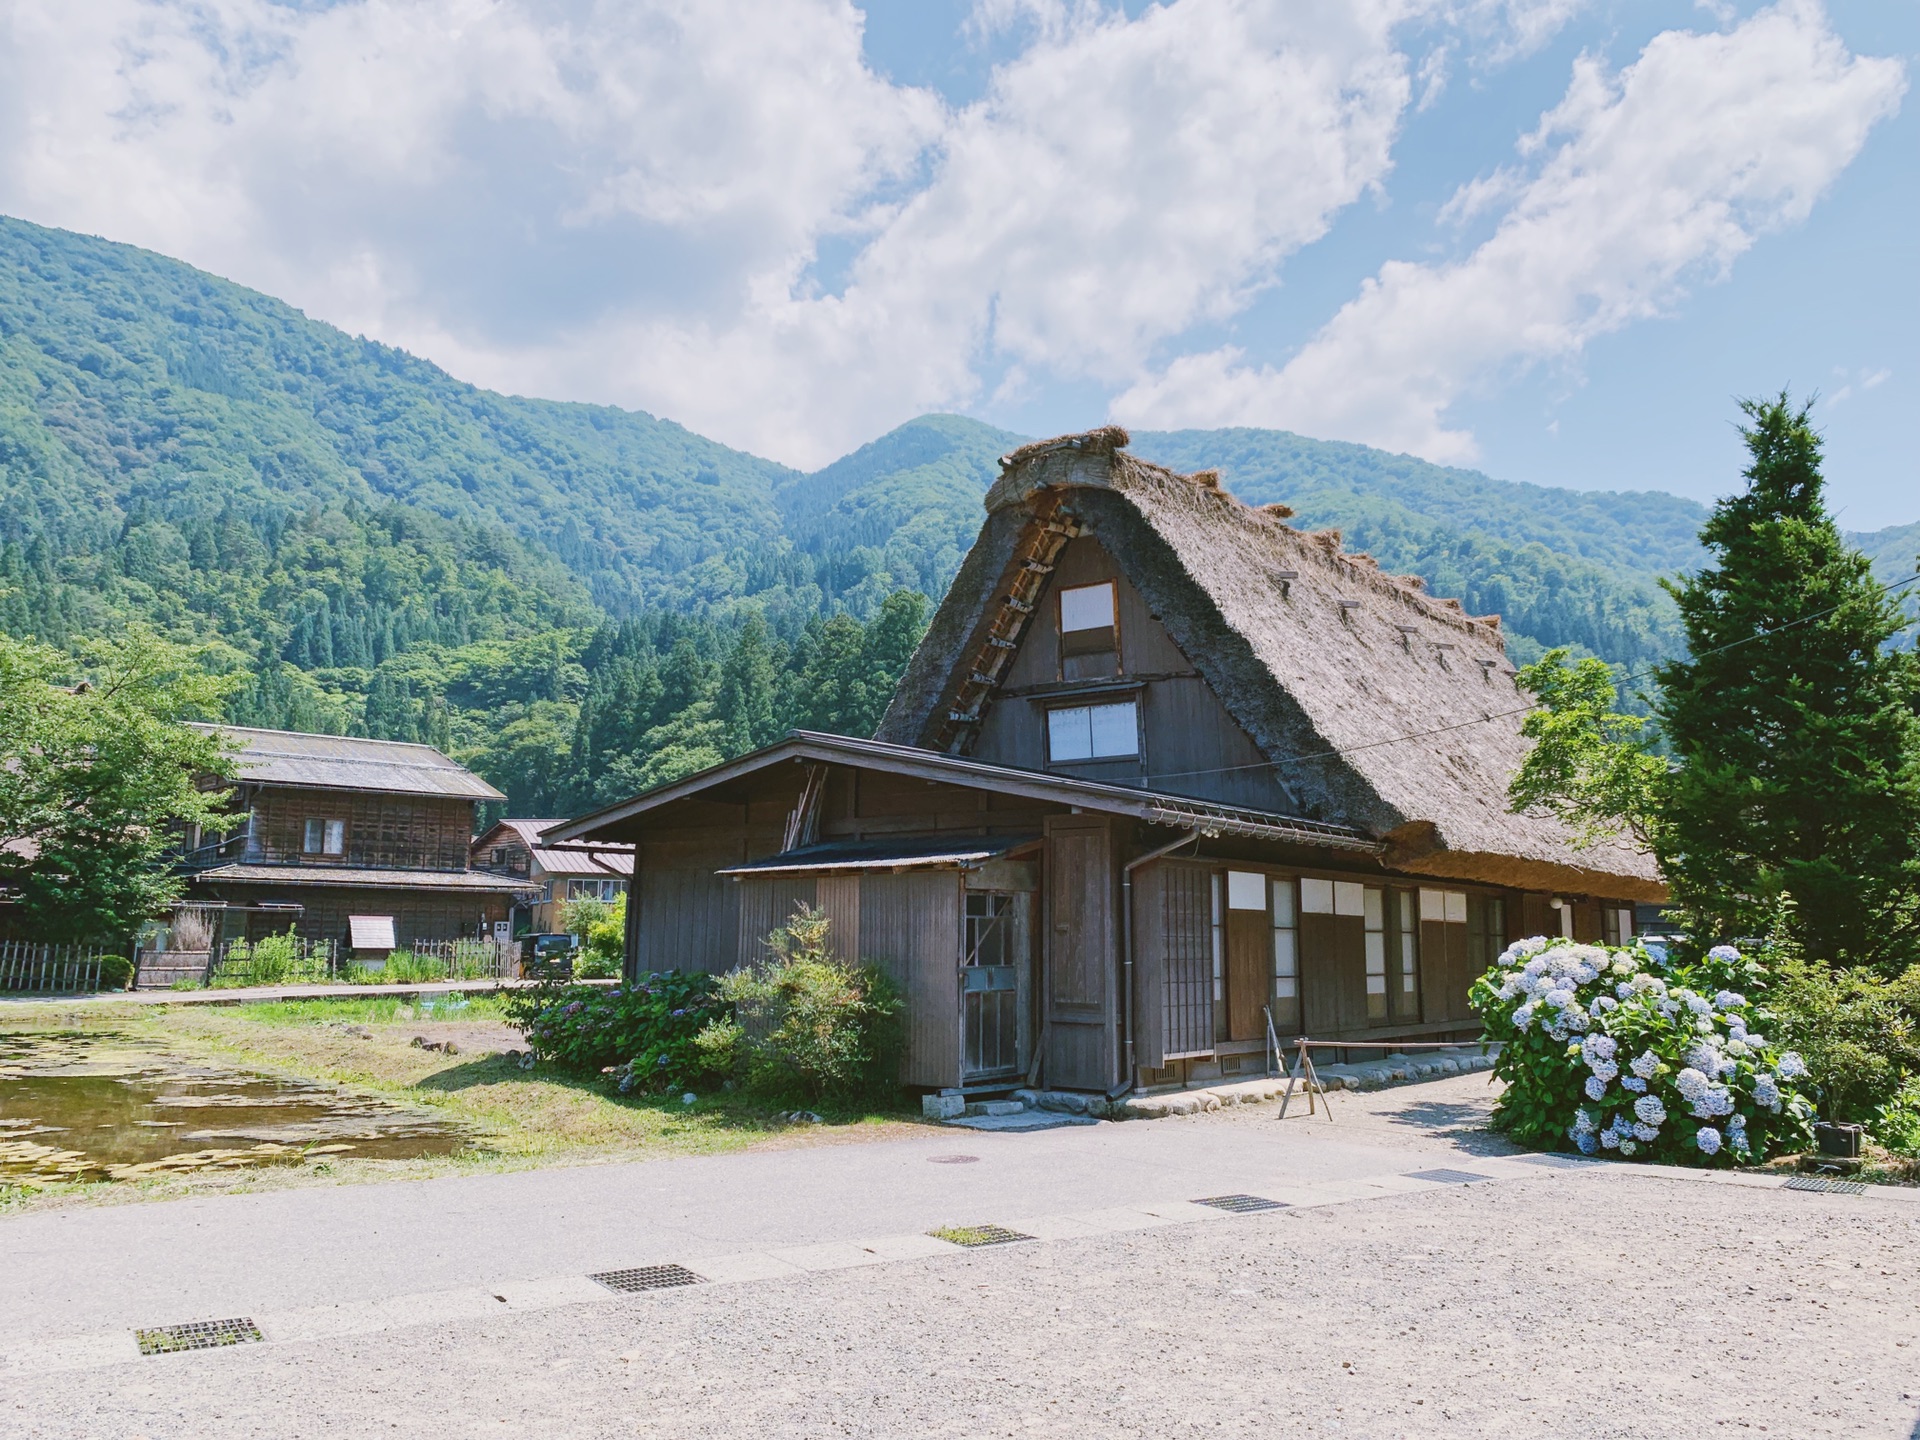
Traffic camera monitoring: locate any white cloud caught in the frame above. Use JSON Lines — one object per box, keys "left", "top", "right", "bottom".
{"left": 1114, "top": 1, "right": 1906, "bottom": 463}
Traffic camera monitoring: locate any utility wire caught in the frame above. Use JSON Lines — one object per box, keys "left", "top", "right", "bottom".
{"left": 1138, "top": 568, "right": 1920, "bottom": 786}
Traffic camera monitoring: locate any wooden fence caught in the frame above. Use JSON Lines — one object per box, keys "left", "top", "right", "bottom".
{"left": 0, "top": 941, "right": 110, "bottom": 995}
{"left": 401, "top": 938, "right": 518, "bottom": 980}
{"left": 207, "top": 935, "right": 340, "bottom": 989}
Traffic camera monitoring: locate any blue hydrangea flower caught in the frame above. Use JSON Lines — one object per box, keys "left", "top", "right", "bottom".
{"left": 1777, "top": 1052, "right": 1808, "bottom": 1081}
{"left": 1633, "top": 1095, "right": 1667, "bottom": 1125}
{"left": 1622, "top": 1077, "right": 1647, "bottom": 1093}
{"left": 1632, "top": 1122, "right": 1660, "bottom": 1143}
{"left": 1707, "top": 945, "right": 1741, "bottom": 962}
{"left": 1695, "top": 1127, "right": 1722, "bottom": 1155}
{"left": 1584, "top": 1074, "right": 1609, "bottom": 1101}
{"left": 1630, "top": 1051, "right": 1660, "bottom": 1080}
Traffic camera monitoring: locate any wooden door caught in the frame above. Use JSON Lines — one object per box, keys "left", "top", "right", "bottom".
{"left": 1223, "top": 870, "right": 1268, "bottom": 1042}
{"left": 1300, "top": 878, "right": 1367, "bottom": 1033}
{"left": 1044, "top": 816, "right": 1115, "bottom": 1090}
{"left": 1419, "top": 888, "right": 1472, "bottom": 1023}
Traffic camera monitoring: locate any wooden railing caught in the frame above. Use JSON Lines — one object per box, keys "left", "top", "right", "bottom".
{"left": 0, "top": 942, "right": 109, "bottom": 995}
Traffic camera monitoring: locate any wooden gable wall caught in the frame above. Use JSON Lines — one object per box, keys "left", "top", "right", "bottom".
{"left": 971, "top": 536, "right": 1296, "bottom": 813}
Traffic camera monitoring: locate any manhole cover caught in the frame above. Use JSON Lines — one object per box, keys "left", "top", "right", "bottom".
{"left": 1783, "top": 1175, "right": 1869, "bottom": 1196}
{"left": 135, "top": 1317, "right": 264, "bottom": 1356}
{"left": 927, "top": 1154, "right": 980, "bottom": 1165}
{"left": 1404, "top": 1168, "right": 1494, "bottom": 1185}
{"left": 1193, "top": 1194, "right": 1289, "bottom": 1214}
{"left": 590, "top": 1264, "right": 706, "bottom": 1293}
{"left": 929, "top": 1224, "right": 1034, "bottom": 1248}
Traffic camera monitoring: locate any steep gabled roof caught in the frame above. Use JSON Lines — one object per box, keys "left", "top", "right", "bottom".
{"left": 192, "top": 725, "right": 504, "bottom": 801}
{"left": 877, "top": 428, "right": 1661, "bottom": 898}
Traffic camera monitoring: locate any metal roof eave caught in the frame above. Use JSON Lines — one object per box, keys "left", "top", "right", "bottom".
{"left": 546, "top": 731, "right": 1379, "bottom": 853}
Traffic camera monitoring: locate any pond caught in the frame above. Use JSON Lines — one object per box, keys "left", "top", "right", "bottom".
{"left": 0, "top": 1031, "right": 475, "bottom": 1184}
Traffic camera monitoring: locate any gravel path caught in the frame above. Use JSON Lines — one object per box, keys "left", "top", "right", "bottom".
{"left": 7, "top": 1076, "right": 1917, "bottom": 1439}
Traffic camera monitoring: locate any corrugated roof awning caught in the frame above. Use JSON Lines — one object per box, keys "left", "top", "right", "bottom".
{"left": 189, "top": 864, "right": 532, "bottom": 893}
{"left": 717, "top": 834, "right": 1039, "bottom": 878}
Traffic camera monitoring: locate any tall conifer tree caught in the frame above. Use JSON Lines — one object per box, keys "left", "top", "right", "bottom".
{"left": 1654, "top": 394, "right": 1920, "bottom": 966}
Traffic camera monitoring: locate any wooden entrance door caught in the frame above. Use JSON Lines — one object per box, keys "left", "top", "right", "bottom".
{"left": 961, "top": 892, "right": 1023, "bottom": 1081}
{"left": 1419, "top": 888, "right": 1471, "bottom": 1023}
{"left": 1044, "top": 816, "right": 1115, "bottom": 1091}
{"left": 1223, "top": 871, "right": 1269, "bottom": 1042}
{"left": 1300, "top": 878, "right": 1367, "bottom": 1033}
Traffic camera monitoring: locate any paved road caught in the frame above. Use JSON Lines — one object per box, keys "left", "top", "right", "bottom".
{"left": 5, "top": 1076, "right": 1917, "bottom": 1439}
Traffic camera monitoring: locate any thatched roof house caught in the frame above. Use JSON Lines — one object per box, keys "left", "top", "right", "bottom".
{"left": 554, "top": 429, "right": 1662, "bottom": 1096}
{"left": 879, "top": 426, "right": 1658, "bottom": 899}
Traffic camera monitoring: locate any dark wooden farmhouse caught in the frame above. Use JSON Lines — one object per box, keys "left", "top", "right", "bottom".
{"left": 182, "top": 727, "right": 528, "bottom": 950}
{"left": 549, "top": 428, "right": 1663, "bottom": 1095}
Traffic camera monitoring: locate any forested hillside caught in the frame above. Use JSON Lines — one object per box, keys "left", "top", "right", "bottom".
{"left": 4, "top": 212, "right": 1911, "bottom": 812}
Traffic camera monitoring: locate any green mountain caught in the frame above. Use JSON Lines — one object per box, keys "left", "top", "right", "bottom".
{"left": 4, "top": 212, "right": 1913, "bottom": 806}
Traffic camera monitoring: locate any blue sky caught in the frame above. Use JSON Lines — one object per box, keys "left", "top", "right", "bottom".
{"left": 0, "top": 0, "right": 1911, "bottom": 528}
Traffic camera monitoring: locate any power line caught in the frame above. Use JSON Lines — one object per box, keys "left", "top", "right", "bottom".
{"left": 1138, "top": 568, "right": 1920, "bottom": 786}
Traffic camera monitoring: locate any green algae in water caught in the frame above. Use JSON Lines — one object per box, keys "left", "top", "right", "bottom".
{"left": 0, "top": 1031, "right": 474, "bottom": 1182}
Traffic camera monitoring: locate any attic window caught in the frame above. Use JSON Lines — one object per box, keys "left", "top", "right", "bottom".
{"left": 1047, "top": 700, "right": 1138, "bottom": 762}
{"left": 1058, "top": 581, "right": 1119, "bottom": 680}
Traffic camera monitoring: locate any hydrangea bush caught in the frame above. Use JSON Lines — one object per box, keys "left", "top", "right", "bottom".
{"left": 500, "top": 972, "right": 730, "bottom": 1092}
{"left": 1471, "top": 937, "right": 1814, "bottom": 1164}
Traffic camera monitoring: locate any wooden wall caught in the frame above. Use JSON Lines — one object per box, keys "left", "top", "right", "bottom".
{"left": 1044, "top": 813, "right": 1118, "bottom": 1091}
{"left": 972, "top": 537, "right": 1297, "bottom": 813}
{"left": 191, "top": 882, "right": 506, "bottom": 947}
{"left": 243, "top": 786, "right": 475, "bottom": 871}
{"left": 860, "top": 871, "right": 963, "bottom": 1089}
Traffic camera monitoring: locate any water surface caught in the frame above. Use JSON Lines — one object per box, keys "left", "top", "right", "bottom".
{"left": 0, "top": 1031, "right": 473, "bottom": 1183}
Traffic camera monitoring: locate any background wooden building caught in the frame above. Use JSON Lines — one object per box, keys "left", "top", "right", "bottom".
{"left": 182, "top": 727, "right": 527, "bottom": 950}
{"left": 470, "top": 818, "right": 632, "bottom": 935}
{"left": 551, "top": 428, "right": 1663, "bottom": 1095}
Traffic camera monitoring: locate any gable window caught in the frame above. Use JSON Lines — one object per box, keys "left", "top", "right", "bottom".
{"left": 303, "top": 818, "right": 345, "bottom": 856}
{"left": 1058, "top": 580, "right": 1118, "bottom": 679}
{"left": 1046, "top": 699, "right": 1138, "bottom": 762}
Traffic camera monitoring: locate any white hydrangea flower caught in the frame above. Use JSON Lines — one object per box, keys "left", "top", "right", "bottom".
{"left": 1611, "top": 954, "right": 1639, "bottom": 976}
{"left": 1725, "top": 1038, "right": 1750, "bottom": 1058}
{"left": 1633, "top": 1095, "right": 1666, "bottom": 1126}
{"left": 1695, "top": 1127, "right": 1723, "bottom": 1155}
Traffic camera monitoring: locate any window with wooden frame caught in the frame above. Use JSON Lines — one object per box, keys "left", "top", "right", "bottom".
{"left": 303, "top": 818, "right": 345, "bottom": 856}
{"left": 1391, "top": 890, "right": 1420, "bottom": 1020}
{"left": 1363, "top": 886, "right": 1388, "bottom": 1020}
{"left": 1058, "top": 580, "right": 1119, "bottom": 680}
{"left": 1270, "top": 876, "right": 1300, "bottom": 1033}
{"left": 1601, "top": 905, "right": 1634, "bottom": 947}
{"left": 1045, "top": 699, "right": 1138, "bottom": 762}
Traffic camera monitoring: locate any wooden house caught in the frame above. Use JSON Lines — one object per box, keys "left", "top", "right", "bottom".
{"left": 549, "top": 429, "right": 1663, "bottom": 1095}
{"left": 182, "top": 727, "right": 529, "bottom": 951}
{"left": 470, "top": 818, "right": 632, "bottom": 935}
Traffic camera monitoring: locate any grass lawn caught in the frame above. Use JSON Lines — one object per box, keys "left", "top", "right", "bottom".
{"left": 0, "top": 993, "right": 926, "bottom": 1215}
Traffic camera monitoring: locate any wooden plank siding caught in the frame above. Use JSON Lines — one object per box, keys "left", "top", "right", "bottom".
{"left": 860, "top": 871, "right": 963, "bottom": 1089}
{"left": 190, "top": 882, "right": 505, "bottom": 948}
{"left": 970, "top": 536, "right": 1298, "bottom": 813}
{"left": 241, "top": 785, "right": 475, "bottom": 871}
{"left": 736, "top": 876, "right": 818, "bottom": 964}
{"left": 1043, "top": 814, "right": 1117, "bottom": 1091}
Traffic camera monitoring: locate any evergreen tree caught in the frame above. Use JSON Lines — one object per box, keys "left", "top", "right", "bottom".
{"left": 855, "top": 590, "right": 928, "bottom": 736}
{"left": 363, "top": 668, "right": 419, "bottom": 742}
{"left": 717, "top": 614, "right": 780, "bottom": 755}
{"left": 792, "top": 612, "right": 867, "bottom": 735}
{"left": 1654, "top": 394, "right": 1920, "bottom": 967}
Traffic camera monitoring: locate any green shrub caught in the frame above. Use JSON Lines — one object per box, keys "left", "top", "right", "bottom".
{"left": 1473, "top": 936, "right": 1814, "bottom": 1163}
{"left": 567, "top": 895, "right": 625, "bottom": 980}
{"left": 1873, "top": 1079, "right": 1920, "bottom": 1157}
{"left": 96, "top": 952, "right": 133, "bottom": 991}
{"left": 717, "top": 906, "right": 904, "bottom": 1104}
{"left": 500, "top": 972, "right": 728, "bottom": 1092}
{"left": 1767, "top": 958, "right": 1920, "bottom": 1124}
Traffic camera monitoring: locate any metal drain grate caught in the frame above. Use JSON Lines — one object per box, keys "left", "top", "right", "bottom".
{"left": 928, "top": 1224, "right": 1034, "bottom": 1248}
{"left": 1783, "top": 1175, "right": 1869, "bottom": 1196}
{"left": 1193, "top": 1194, "right": 1289, "bottom": 1214}
{"left": 134, "top": 1318, "right": 263, "bottom": 1356}
{"left": 1404, "top": 1168, "right": 1494, "bottom": 1186}
{"left": 590, "top": 1264, "right": 706, "bottom": 1293}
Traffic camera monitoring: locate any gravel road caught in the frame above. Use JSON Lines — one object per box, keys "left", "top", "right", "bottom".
{"left": 7, "top": 1076, "right": 1917, "bottom": 1440}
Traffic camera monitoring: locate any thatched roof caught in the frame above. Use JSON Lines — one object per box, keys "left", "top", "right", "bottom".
{"left": 878, "top": 429, "right": 1662, "bottom": 899}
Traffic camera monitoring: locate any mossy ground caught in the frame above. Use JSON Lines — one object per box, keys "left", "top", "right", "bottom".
{"left": 0, "top": 996, "right": 924, "bottom": 1215}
